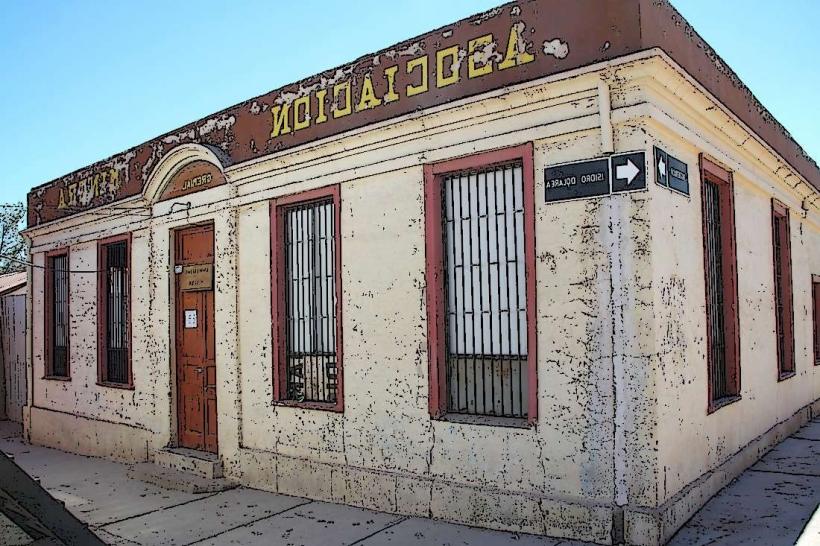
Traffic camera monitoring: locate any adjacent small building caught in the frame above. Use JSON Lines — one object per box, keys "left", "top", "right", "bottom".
{"left": 0, "top": 272, "right": 27, "bottom": 423}
{"left": 21, "top": 1, "right": 820, "bottom": 545}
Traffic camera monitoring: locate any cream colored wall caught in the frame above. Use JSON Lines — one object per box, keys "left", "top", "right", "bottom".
{"left": 23, "top": 51, "right": 820, "bottom": 544}
{"left": 31, "top": 231, "right": 152, "bottom": 429}
{"left": 639, "top": 66, "right": 820, "bottom": 508}
{"left": 229, "top": 79, "right": 637, "bottom": 541}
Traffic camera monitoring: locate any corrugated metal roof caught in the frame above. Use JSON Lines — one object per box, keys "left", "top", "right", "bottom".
{"left": 0, "top": 272, "right": 26, "bottom": 295}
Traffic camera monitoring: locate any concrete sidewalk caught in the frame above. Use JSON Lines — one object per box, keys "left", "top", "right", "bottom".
{"left": 1, "top": 418, "right": 818, "bottom": 546}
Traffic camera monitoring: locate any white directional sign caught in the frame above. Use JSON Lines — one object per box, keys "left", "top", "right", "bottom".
{"left": 611, "top": 152, "right": 646, "bottom": 194}
{"left": 616, "top": 159, "right": 640, "bottom": 185}
{"left": 658, "top": 155, "right": 667, "bottom": 184}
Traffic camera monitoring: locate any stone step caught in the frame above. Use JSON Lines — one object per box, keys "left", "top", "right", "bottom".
{"left": 128, "top": 462, "right": 238, "bottom": 494}
{"left": 153, "top": 447, "right": 223, "bottom": 479}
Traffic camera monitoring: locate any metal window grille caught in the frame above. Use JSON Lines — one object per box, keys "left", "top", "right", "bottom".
{"left": 772, "top": 213, "right": 792, "bottom": 374}
{"left": 442, "top": 162, "right": 528, "bottom": 418}
{"left": 49, "top": 255, "right": 69, "bottom": 377}
{"left": 703, "top": 180, "right": 728, "bottom": 401}
{"left": 105, "top": 242, "right": 129, "bottom": 384}
{"left": 284, "top": 200, "right": 337, "bottom": 403}
{"left": 813, "top": 281, "right": 820, "bottom": 365}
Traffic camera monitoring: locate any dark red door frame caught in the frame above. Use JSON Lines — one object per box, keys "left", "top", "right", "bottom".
{"left": 771, "top": 199, "right": 795, "bottom": 380}
{"left": 423, "top": 142, "right": 537, "bottom": 424}
{"left": 174, "top": 223, "right": 218, "bottom": 453}
{"left": 269, "top": 184, "right": 344, "bottom": 413}
{"left": 96, "top": 233, "right": 133, "bottom": 389}
{"left": 700, "top": 155, "right": 741, "bottom": 413}
{"left": 43, "top": 247, "right": 71, "bottom": 380}
{"left": 813, "top": 274, "right": 820, "bottom": 366}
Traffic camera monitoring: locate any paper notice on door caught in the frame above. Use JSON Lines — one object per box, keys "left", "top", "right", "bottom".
{"left": 184, "top": 310, "right": 198, "bottom": 329}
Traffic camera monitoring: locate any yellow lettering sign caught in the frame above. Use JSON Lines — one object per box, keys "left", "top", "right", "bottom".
{"left": 315, "top": 89, "right": 329, "bottom": 124}
{"left": 267, "top": 23, "right": 541, "bottom": 143}
{"left": 383, "top": 66, "right": 400, "bottom": 103}
{"left": 356, "top": 73, "right": 382, "bottom": 111}
{"left": 436, "top": 46, "right": 462, "bottom": 88}
{"left": 406, "top": 55, "right": 429, "bottom": 97}
{"left": 498, "top": 23, "right": 534, "bottom": 70}
{"left": 293, "top": 95, "right": 311, "bottom": 131}
{"left": 270, "top": 103, "right": 292, "bottom": 138}
{"left": 333, "top": 81, "right": 352, "bottom": 118}
{"left": 468, "top": 34, "right": 494, "bottom": 79}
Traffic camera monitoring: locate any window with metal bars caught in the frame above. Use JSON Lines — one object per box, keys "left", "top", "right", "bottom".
{"left": 443, "top": 164, "right": 527, "bottom": 418}
{"left": 45, "top": 252, "right": 70, "bottom": 378}
{"left": 813, "top": 276, "right": 820, "bottom": 366}
{"left": 771, "top": 201, "right": 794, "bottom": 378}
{"left": 271, "top": 186, "right": 342, "bottom": 410}
{"left": 98, "top": 237, "right": 131, "bottom": 387}
{"left": 425, "top": 144, "right": 537, "bottom": 423}
{"left": 699, "top": 156, "right": 740, "bottom": 410}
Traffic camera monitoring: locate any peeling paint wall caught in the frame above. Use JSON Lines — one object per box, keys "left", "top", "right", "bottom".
{"left": 23, "top": 54, "right": 820, "bottom": 546}
{"left": 637, "top": 57, "right": 820, "bottom": 545}
{"left": 652, "top": 162, "right": 820, "bottom": 495}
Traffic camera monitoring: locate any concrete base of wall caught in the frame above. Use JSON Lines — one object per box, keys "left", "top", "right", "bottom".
{"left": 624, "top": 397, "right": 820, "bottom": 546}
{"left": 227, "top": 447, "right": 615, "bottom": 545}
{"left": 28, "top": 406, "right": 151, "bottom": 464}
{"left": 24, "top": 397, "right": 819, "bottom": 545}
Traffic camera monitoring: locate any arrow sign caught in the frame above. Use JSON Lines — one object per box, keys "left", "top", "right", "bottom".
{"left": 616, "top": 159, "right": 640, "bottom": 185}
{"left": 611, "top": 152, "right": 646, "bottom": 194}
{"left": 654, "top": 147, "right": 669, "bottom": 188}
{"left": 653, "top": 146, "right": 689, "bottom": 195}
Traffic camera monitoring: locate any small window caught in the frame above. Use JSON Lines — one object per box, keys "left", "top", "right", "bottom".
{"left": 813, "top": 275, "right": 819, "bottom": 366}
{"left": 700, "top": 156, "right": 741, "bottom": 410}
{"left": 771, "top": 200, "right": 795, "bottom": 379}
{"left": 45, "top": 251, "right": 70, "bottom": 379}
{"left": 98, "top": 236, "right": 132, "bottom": 387}
{"left": 425, "top": 144, "right": 537, "bottom": 423}
{"left": 270, "top": 186, "right": 342, "bottom": 411}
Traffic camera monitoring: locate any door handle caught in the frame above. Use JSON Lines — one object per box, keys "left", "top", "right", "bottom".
{"left": 195, "top": 367, "right": 204, "bottom": 374}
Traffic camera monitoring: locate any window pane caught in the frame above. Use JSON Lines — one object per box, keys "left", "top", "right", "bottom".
{"left": 442, "top": 163, "right": 527, "bottom": 418}
{"left": 703, "top": 180, "right": 728, "bottom": 400}
{"left": 49, "top": 255, "right": 69, "bottom": 377}
{"left": 105, "top": 242, "right": 129, "bottom": 384}
{"left": 284, "top": 200, "right": 337, "bottom": 403}
{"left": 772, "top": 210, "right": 794, "bottom": 375}
{"left": 814, "top": 281, "right": 819, "bottom": 365}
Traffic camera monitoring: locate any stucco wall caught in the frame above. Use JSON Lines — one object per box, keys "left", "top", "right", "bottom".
{"left": 23, "top": 53, "right": 820, "bottom": 545}
{"left": 638, "top": 61, "right": 820, "bottom": 546}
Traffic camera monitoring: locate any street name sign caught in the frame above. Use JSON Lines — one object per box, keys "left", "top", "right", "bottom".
{"left": 545, "top": 152, "right": 647, "bottom": 203}
{"left": 654, "top": 146, "right": 690, "bottom": 196}
{"left": 544, "top": 159, "right": 610, "bottom": 202}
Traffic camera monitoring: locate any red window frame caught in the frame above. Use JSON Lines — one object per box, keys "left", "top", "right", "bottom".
{"left": 424, "top": 143, "right": 537, "bottom": 425}
{"left": 270, "top": 184, "right": 344, "bottom": 413}
{"left": 700, "top": 155, "right": 741, "bottom": 413}
{"left": 97, "top": 233, "right": 134, "bottom": 389}
{"left": 813, "top": 275, "right": 819, "bottom": 366}
{"left": 44, "top": 248, "right": 71, "bottom": 380}
{"left": 771, "top": 199, "right": 795, "bottom": 379}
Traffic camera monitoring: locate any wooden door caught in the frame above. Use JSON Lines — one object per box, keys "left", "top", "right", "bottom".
{"left": 175, "top": 225, "right": 217, "bottom": 453}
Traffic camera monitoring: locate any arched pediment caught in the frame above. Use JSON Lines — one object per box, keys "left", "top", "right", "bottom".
{"left": 143, "top": 144, "right": 229, "bottom": 204}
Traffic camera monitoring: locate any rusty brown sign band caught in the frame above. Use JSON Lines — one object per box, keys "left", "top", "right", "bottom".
{"left": 27, "top": 0, "right": 820, "bottom": 227}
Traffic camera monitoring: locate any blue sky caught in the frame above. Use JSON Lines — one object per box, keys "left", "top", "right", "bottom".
{"left": 1, "top": 1, "right": 818, "bottom": 205}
